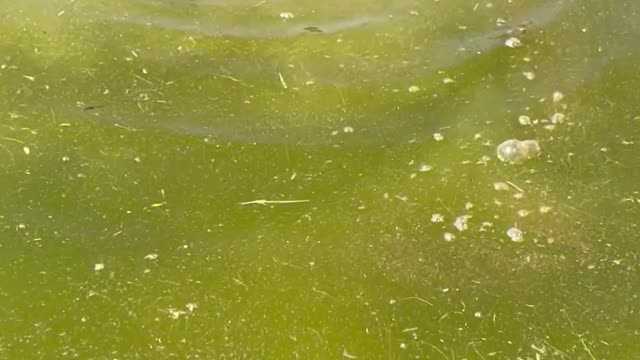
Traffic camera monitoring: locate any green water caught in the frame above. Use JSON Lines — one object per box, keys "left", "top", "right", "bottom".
{"left": 1, "top": 0, "right": 639, "bottom": 358}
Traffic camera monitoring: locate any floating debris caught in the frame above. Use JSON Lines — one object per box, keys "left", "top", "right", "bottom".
{"left": 505, "top": 37, "right": 522, "bottom": 48}
{"left": 479, "top": 222, "right": 493, "bottom": 231}
{"left": 279, "top": 12, "right": 294, "bottom": 20}
{"left": 443, "top": 232, "right": 456, "bottom": 241}
{"left": 418, "top": 164, "right": 432, "bottom": 172}
{"left": 454, "top": 215, "right": 470, "bottom": 231}
{"left": 144, "top": 253, "right": 158, "bottom": 260}
{"left": 552, "top": 91, "right": 564, "bottom": 102}
{"left": 539, "top": 205, "right": 552, "bottom": 214}
{"left": 433, "top": 133, "right": 444, "bottom": 141}
{"left": 168, "top": 308, "right": 186, "bottom": 320}
{"left": 493, "top": 182, "right": 510, "bottom": 191}
{"left": 507, "top": 227, "right": 524, "bottom": 242}
{"left": 518, "top": 115, "right": 532, "bottom": 125}
{"left": 94, "top": 263, "right": 105, "bottom": 271}
{"left": 496, "top": 139, "right": 541, "bottom": 164}
{"left": 431, "top": 213, "right": 444, "bottom": 223}
{"left": 551, "top": 112, "right": 565, "bottom": 124}
{"left": 304, "top": 26, "right": 323, "bottom": 33}
{"left": 408, "top": 85, "right": 421, "bottom": 93}
{"left": 523, "top": 71, "right": 536, "bottom": 80}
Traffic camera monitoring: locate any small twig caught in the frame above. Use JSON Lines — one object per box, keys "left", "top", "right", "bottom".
{"left": 399, "top": 296, "right": 433, "bottom": 306}
{"left": 506, "top": 180, "right": 525, "bottom": 193}
{"left": 278, "top": 72, "right": 288, "bottom": 89}
{"left": 239, "top": 199, "right": 310, "bottom": 206}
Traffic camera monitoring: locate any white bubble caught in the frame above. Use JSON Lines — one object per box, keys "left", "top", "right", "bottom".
{"left": 507, "top": 227, "right": 524, "bottom": 242}
{"left": 505, "top": 37, "right": 522, "bottom": 48}
{"left": 454, "top": 215, "right": 470, "bottom": 232}
{"left": 496, "top": 139, "right": 541, "bottom": 164}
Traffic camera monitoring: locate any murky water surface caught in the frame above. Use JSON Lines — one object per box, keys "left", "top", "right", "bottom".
{"left": 1, "top": 0, "right": 639, "bottom": 358}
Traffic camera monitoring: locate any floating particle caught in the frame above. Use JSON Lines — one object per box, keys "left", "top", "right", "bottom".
{"left": 496, "top": 139, "right": 541, "bottom": 164}
{"left": 550, "top": 113, "right": 565, "bottom": 124}
{"left": 513, "top": 192, "right": 525, "bottom": 200}
{"left": 518, "top": 115, "right": 532, "bottom": 125}
{"left": 507, "top": 227, "right": 523, "bottom": 242}
{"left": 144, "top": 253, "right": 158, "bottom": 260}
{"left": 479, "top": 222, "right": 493, "bottom": 231}
{"left": 431, "top": 213, "right": 444, "bottom": 223}
{"left": 539, "top": 205, "right": 552, "bottom": 214}
{"left": 408, "top": 85, "right": 421, "bottom": 93}
{"left": 443, "top": 232, "right": 456, "bottom": 241}
{"left": 186, "top": 303, "right": 197, "bottom": 312}
{"left": 94, "top": 263, "right": 105, "bottom": 271}
{"left": 343, "top": 126, "right": 354, "bottom": 133}
{"left": 505, "top": 37, "right": 522, "bottom": 48}
{"left": 474, "top": 312, "right": 482, "bottom": 318}
{"left": 552, "top": 91, "right": 564, "bottom": 102}
{"left": 433, "top": 133, "right": 444, "bottom": 141}
{"left": 496, "top": 18, "right": 507, "bottom": 27}
{"left": 523, "top": 71, "right": 536, "bottom": 80}
{"left": 465, "top": 202, "right": 474, "bottom": 210}
{"left": 454, "top": 215, "right": 470, "bottom": 231}
{"left": 23, "top": 146, "right": 30, "bottom": 155}
{"left": 279, "top": 12, "right": 294, "bottom": 20}
{"left": 168, "top": 308, "right": 186, "bottom": 320}
{"left": 517, "top": 209, "right": 530, "bottom": 217}
{"left": 494, "top": 182, "right": 510, "bottom": 191}
{"left": 442, "top": 77, "right": 455, "bottom": 84}
{"left": 477, "top": 155, "right": 491, "bottom": 165}
{"left": 62, "top": 155, "right": 70, "bottom": 162}
{"left": 418, "top": 164, "right": 432, "bottom": 172}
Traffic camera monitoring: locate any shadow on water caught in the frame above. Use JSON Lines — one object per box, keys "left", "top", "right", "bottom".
{"left": 10, "top": 0, "right": 631, "bottom": 148}
{"left": 54, "top": 0, "right": 590, "bottom": 146}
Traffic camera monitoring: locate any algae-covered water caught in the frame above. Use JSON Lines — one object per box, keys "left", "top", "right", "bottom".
{"left": 1, "top": 0, "right": 639, "bottom": 358}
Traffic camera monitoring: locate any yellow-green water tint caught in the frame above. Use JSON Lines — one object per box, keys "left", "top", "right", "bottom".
{"left": 1, "top": 0, "right": 639, "bottom": 358}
